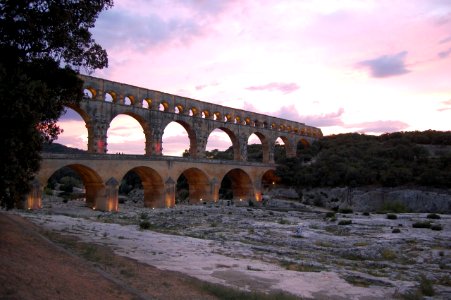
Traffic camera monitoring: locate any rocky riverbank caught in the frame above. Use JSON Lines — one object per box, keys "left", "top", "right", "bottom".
{"left": 267, "top": 187, "right": 451, "bottom": 213}
{"left": 15, "top": 194, "right": 451, "bottom": 299}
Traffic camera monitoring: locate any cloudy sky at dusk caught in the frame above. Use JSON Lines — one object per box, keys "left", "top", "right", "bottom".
{"left": 58, "top": 0, "right": 451, "bottom": 155}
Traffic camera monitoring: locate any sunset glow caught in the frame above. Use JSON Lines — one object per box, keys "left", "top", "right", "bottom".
{"left": 58, "top": 0, "right": 451, "bottom": 154}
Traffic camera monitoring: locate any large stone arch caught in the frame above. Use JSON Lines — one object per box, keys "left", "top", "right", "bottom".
{"left": 44, "top": 164, "right": 104, "bottom": 209}
{"left": 247, "top": 131, "right": 271, "bottom": 163}
{"left": 207, "top": 126, "right": 240, "bottom": 161}
{"left": 109, "top": 111, "right": 152, "bottom": 155}
{"left": 260, "top": 169, "right": 280, "bottom": 191}
{"left": 162, "top": 120, "right": 197, "bottom": 157}
{"left": 125, "top": 166, "right": 164, "bottom": 208}
{"left": 275, "top": 135, "right": 295, "bottom": 158}
{"left": 176, "top": 167, "right": 211, "bottom": 203}
{"left": 220, "top": 168, "right": 254, "bottom": 201}
{"left": 63, "top": 104, "right": 94, "bottom": 151}
{"left": 295, "top": 137, "right": 311, "bottom": 157}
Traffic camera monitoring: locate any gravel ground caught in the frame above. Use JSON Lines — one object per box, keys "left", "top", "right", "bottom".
{"left": 14, "top": 195, "right": 451, "bottom": 299}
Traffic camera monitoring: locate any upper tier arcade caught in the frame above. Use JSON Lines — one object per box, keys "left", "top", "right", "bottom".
{"left": 74, "top": 74, "right": 322, "bottom": 163}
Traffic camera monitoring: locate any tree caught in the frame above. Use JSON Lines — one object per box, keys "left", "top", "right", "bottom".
{"left": 0, "top": 0, "right": 113, "bottom": 209}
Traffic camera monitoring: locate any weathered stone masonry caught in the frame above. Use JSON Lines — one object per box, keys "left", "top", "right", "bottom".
{"left": 28, "top": 75, "right": 322, "bottom": 212}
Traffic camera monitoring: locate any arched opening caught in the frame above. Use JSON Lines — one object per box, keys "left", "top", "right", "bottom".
{"left": 142, "top": 98, "right": 151, "bottom": 109}
{"left": 124, "top": 96, "right": 133, "bottom": 106}
{"left": 213, "top": 112, "right": 221, "bottom": 121}
{"left": 224, "top": 114, "right": 231, "bottom": 122}
{"left": 118, "top": 170, "right": 142, "bottom": 204}
{"left": 105, "top": 92, "right": 115, "bottom": 103}
{"left": 247, "top": 133, "right": 263, "bottom": 162}
{"left": 45, "top": 164, "right": 103, "bottom": 209}
{"left": 189, "top": 107, "right": 198, "bottom": 117}
{"left": 175, "top": 104, "right": 183, "bottom": 114}
{"left": 296, "top": 138, "right": 312, "bottom": 162}
{"left": 274, "top": 137, "right": 287, "bottom": 163}
{"left": 220, "top": 169, "right": 253, "bottom": 202}
{"left": 261, "top": 169, "right": 280, "bottom": 192}
{"left": 119, "top": 167, "right": 164, "bottom": 208}
{"left": 108, "top": 114, "right": 146, "bottom": 154}
{"left": 55, "top": 107, "right": 89, "bottom": 151}
{"left": 297, "top": 139, "right": 310, "bottom": 154}
{"left": 83, "top": 88, "right": 94, "bottom": 99}
{"left": 206, "top": 128, "right": 237, "bottom": 160}
{"left": 159, "top": 102, "right": 168, "bottom": 111}
{"left": 176, "top": 168, "right": 210, "bottom": 204}
{"left": 162, "top": 121, "right": 192, "bottom": 157}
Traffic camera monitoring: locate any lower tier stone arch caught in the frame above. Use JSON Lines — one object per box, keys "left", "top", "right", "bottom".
{"left": 28, "top": 153, "right": 277, "bottom": 212}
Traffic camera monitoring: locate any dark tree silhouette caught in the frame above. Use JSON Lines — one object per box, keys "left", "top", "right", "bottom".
{"left": 0, "top": 0, "right": 113, "bottom": 208}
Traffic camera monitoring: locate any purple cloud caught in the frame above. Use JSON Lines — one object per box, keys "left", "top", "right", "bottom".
{"left": 93, "top": 10, "right": 203, "bottom": 51}
{"left": 246, "top": 82, "right": 300, "bottom": 94}
{"left": 438, "top": 48, "right": 451, "bottom": 59}
{"left": 358, "top": 51, "right": 410, "bottom": 78}
{"left": 345, "top": 120, "right": 409, "bottom": 134}
{"left": 439, "top": 36, "right": 451, "bottom": 44}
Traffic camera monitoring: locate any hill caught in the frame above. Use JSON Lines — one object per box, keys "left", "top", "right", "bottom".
{"left": 276, "top": 130, "right": 451, "bottom": 189}
{"left": 43, "top": 142, "right": 86, "bottom": 154}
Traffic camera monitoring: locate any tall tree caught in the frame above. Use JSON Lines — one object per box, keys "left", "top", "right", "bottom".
{"left": 0, "top": 0, "right": 113, "bottom": 209}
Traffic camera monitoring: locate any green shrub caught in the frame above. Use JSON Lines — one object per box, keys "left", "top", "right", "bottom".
{"left": 362, "top": 212, "right": 370, "bottom": 216}
{"left": 339, "top": 208, "right": 353, "bottom": 214}
{"left": 278, "top": 218, "right": 290, "bottom": 225}
{"left": 427, "top": 213, "right": 441, "bottom": 219}
{"left": 419, "top": 275, "right": 435, "bottom": 296}
{"left": 412, "top": 221, "right": 431, "bottom": 228}
{"left": 430, "top": 224, "right": 443, "bottom": 231}
{"left": 44, "top": 187, "right": 53, "bottom": 195}
{"left": 380, "top": 248, "right": 397, "bottom": 260}
{"left": 60, "top": 184, "right": 73, "bottom": 193}
{"left": 338, "top": 220, "right": 352, "bottom": 225}
{"left": 381, "top": 201, "right": 408, "bottom": 213}
{"left": 325, "top": 212, "right": 335, "bottom": 218}
{"left": 139, "top": 220, "right": 151, "bottom": 230}
{"left": 387, "top": 214, "right": 398, "bottom": 220}
{"left": 392, "top": 228, "right": 401, "bottom": 233}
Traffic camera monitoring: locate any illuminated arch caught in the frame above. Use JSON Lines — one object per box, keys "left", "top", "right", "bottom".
{"left": 177, "top": 168, "right": 210, "bottom": 204}
{"left": 45, "top": 164, "right": 103, "bottom": 209}
{"left": 220, "top": 168, "right": 254, "bottom": 201}
{"left": 124, "top": 166, "right": 164, "bottom": 208}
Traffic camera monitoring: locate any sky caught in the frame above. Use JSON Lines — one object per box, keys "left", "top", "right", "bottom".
{"left": 58, "top": 0, "right": 451, "bottom": 155}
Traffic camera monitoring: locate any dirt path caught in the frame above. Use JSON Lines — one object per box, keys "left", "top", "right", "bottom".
{"left": 0, "top": 212, "right": 217, "bottom": 300}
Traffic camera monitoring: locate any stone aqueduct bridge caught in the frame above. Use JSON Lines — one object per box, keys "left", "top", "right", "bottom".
{"left": 28, "top": 75, "right": 322, "bottom": 211}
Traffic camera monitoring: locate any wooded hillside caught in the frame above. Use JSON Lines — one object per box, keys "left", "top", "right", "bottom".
{"left": 276, "top": 130, "right": 451, "bottom": 188}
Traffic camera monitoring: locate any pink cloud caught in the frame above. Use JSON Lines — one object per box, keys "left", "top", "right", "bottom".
{"left": 437, "top": 99, "right": 451, "bottom": 112}
{"left": 246, "top": 82, "right": 300, "bottom": 94}
{"left": 298, "top": 108, "right": 345, "bottom": 128}
{"left": 345, "top": 120, "right": 409, "bottom": 134}
{"left": 195, "top": 82, "right": 219, "bottom": 90}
